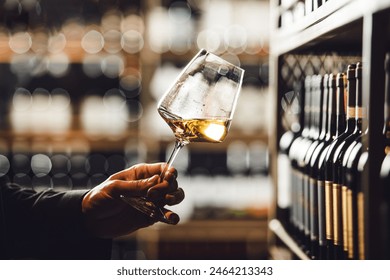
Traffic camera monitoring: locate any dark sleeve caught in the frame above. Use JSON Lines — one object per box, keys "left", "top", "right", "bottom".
{"left": 0, "top": 181, "right": 112, "bottom": 259}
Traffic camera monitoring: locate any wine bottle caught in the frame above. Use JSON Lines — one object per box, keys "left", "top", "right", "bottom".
{"left": 308, "top": 74, "right": 330, "bottom": 259}
{"left": 342, "top": 63, "right": 367, "bottom": 259}
{"left": 288, "top": 76, "right": 313, "bottom": 247}
{"left": 326, "top": 64, "right": 358, "bottom": 259}
{"left": 379, "top": 52, "right": 390, "bottom": 259}
{"left": 304, "top": 74, "right": 326, "bottom": 259}
{"left": 332, "top": 63, "right": 365, "bottom": 259}
{"left": 323, "top": 72, "right": 349, "bottom": 259}
{"left": 380, "top": 154, "right": 390, "bottom": 259}
{"left": 384, "top": 53, "right": 390, "bottom": 153}
{"left": 298, "top": 75, "right": 321, "bottom": 252}
{"left": 354, "top": 54, "right": 390, "bottom": 260}
{"left": 278, "top": 128, "right": 295, "bottom": 229}
{"left": 356, "top": 146, "right": 368, "bottom": 260}
{"left": 277, "top": 81, "right": 304, "bottom": 232}
{"left": 316, "top": 73, "right": 338, "bottom": 259}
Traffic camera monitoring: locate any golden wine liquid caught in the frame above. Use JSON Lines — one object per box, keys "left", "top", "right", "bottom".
{"left": 159, "top": 111, "right": 231, "bottom": 144}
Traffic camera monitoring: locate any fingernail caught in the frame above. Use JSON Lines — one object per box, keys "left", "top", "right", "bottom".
{"left": 165, "top": 171, "right": 176, "bottom": 181}
{"left": 147, "top": 188, "right": 159, "bottom": 199}
{"left": 165, "top": 212, "right": 180, "bottom": 225}
{"left": 165, "top": 194, "right": 175, "bottom": 205}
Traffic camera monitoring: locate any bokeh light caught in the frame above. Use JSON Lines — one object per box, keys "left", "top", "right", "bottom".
{"left": 9, "top": 32, "right": 32, "bottom": 54}
{"left": 48, "top": 33, "right": 67, "bottom": 54}
{"left": 31, "top": 154, "right": 52, "bottom": 176}
{"left": 47, "top": 53, "right": 70, "bottom": 77}
{"left": 103, "top": 29, "right": 122, "bottom": 54}
{"left": 82, "top": 54, "right": 103, "bottom": 78}
{"left": 0, "top": 155, "right": 10, "bottom": 177}
{"left": 121, "top": 30, "right": 144, "bottom": 54}
{"left": 101, "top": 9, "right": 122, "bottom": 32}
{"left": 81, "top": 30, "right": 104, "bottom": 54}
{"left": 119, "top": 73, "right": 142, "bottom": 98}
{"left": 12, "top": 88, "right": 32, "bottom": 111}
{"left": 101, "top": 54, "right": 125, "bottom": 78}
{"left": 31, "top": 30, "right": 49, "bottom": 54}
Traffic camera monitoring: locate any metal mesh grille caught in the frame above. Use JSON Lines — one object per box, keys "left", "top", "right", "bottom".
{"left": 279, "top": 53, "right": 361, "bottom": 132}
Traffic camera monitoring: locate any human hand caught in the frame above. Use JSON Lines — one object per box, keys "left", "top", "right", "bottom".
{"left": 81, "top": 163, "right": 184, "bottom": 238}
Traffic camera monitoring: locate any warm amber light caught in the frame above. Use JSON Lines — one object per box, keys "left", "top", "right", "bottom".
{"left": 204, "top": 122, "right": 226, "bottom": 141}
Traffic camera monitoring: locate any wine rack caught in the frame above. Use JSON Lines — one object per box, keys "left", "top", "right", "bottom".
{"left": 0, "top": 1, "right": 145, "bottom": 191}
{"left": 269, "top": 0, "right": 390, "bottom": 259}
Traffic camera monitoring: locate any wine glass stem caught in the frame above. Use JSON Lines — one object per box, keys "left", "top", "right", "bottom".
{"left": 161, "top": 140, "right": 185, "bottom": 179}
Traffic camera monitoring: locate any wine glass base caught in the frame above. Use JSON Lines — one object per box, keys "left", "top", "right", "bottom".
{"left": 119, "top": 195, "right": 176, "bottom": 225}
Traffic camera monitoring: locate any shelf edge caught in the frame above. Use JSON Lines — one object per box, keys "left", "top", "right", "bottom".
{"left": 268, "top": 219, "right": 310, "bottom": 260}
{"left": 270, "top": 0, "right": 390, "bottom": 55}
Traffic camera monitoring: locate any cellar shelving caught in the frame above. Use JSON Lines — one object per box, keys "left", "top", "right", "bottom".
{"left": 269, "top": 0, "right": 390, "bottom": 259}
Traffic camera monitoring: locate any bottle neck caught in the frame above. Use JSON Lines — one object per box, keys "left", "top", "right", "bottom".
{"left": 385, "top": 117, "right": 390, "bottom": 142}
{"left": 302, "top": 76, "right": 312, "bottom": 138}
{"left": 345, "top": 64, "right": 357, "bottom": 133}
{"left": 295, "top": 80, "right": 305, "bottom": 135}
{"left": 319, "top": 75, "right": 327, "bottom": 140}
{"left": 384, "top": 54, "right": 390, "bottom": 144}
{"left": 335, "top": 73, "right": 346, "bottom": 136}
{"left": 351, "top": 91, "right": 365, "bottom": 134}
{"left": 311, "top": 75, "right": 322, "bottom": 140}
{"left": 326, "top": 74, "right": 337, "bottom": 140}
{"left": 355, "top": 62, "right": 368, "bottom": 134}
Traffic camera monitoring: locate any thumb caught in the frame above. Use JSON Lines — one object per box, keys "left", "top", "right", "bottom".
{"left": 110, "top": 174, "right": 160, "bottom": 197}
{"left": 161, "top": 208, "right": 180, "bottom": 225}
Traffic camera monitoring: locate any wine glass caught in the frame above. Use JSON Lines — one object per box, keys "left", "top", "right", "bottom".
{"left": 121, "top": 49, "right": 244, "bottom": 224}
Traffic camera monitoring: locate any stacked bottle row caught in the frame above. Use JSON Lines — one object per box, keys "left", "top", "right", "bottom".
{"left": 278, "top": 54, "right": 390, "bottom": 259}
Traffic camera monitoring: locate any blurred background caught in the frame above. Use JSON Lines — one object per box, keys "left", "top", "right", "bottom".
{"left": 0, "top": 0, "right": 272, "bottom": 259}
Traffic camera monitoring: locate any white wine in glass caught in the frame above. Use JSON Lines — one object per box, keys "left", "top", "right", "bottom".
{"left": 122, "top": 49, "right": 244, "bottom": 223}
